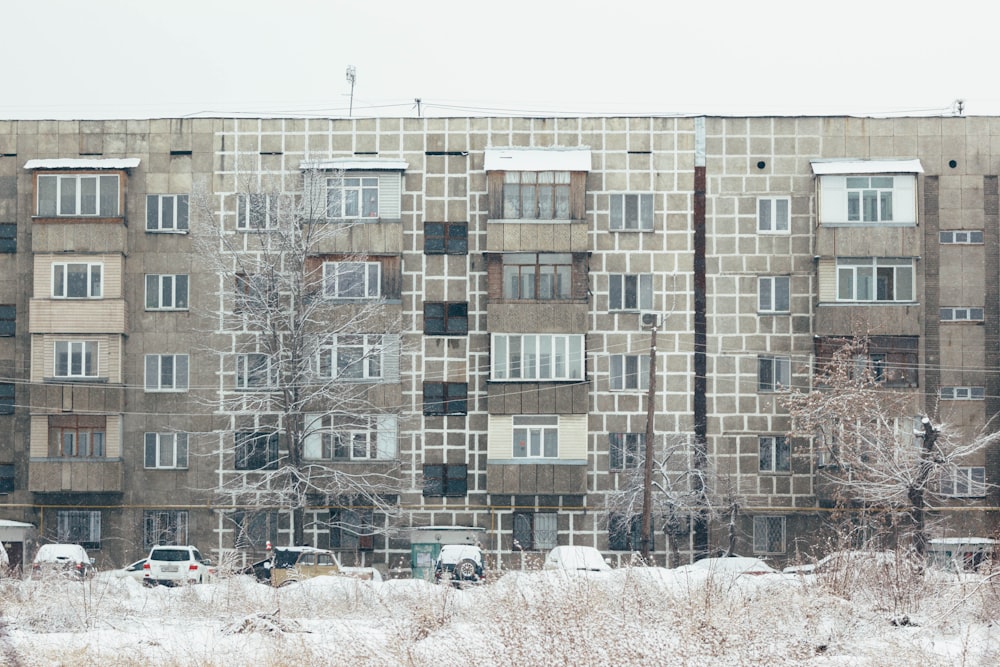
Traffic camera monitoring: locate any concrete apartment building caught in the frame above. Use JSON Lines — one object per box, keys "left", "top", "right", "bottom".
{"left": 0, "top": 115, "right": 997, "bottom": 572}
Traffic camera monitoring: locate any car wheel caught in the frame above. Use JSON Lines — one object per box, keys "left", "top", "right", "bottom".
{"left": 455, "top": 559, "right": 478, "bottom": 581}
{"left": 277, "top": 578, "right": 296, "bottom": 588}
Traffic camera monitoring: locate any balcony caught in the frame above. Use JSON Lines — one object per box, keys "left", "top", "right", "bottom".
{"left": 486, "top": 462, "right": 587, "bottom": 495}
{"left": 29, "top": 459, "right": 124, "bottom": 493}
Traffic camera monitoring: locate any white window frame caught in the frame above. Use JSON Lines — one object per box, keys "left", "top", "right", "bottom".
{"left": 144, "top": 432, "right": 189, "bottom": 469}
{"left": 318, "top": 335, "right": 384, "bottom": 381}
{"left": 940, "top": 230, "right": 983, "bottom": 244}
{"left": 323, "top": 261, "right": 382, "bottom": 300}
{"left": 753, "top": 516, "right": 786, "bottom": 554}
{"left": 941, "top": 466, "right": 987, "bottom": 497}
{"left": 610, "top": 354, "right": 650, "bottom": 391}
{"left": 327, "top": 176, "right": 380, "bottom": 219}
{"left": 303, "top": 414, "right": 398, "bottom": 461}
{"left": 759, "top": 435, "right": 790, "bottom": 473}
{"left": 52, "top": 262, "right": 103, "bottom": 299}
{"left": 57, "top": 510, "right": 102, "bottom": 547}
{"left": 236, "top": 193, "right": 279, "bottom": 230}
{"left": 236, "top": 353, "right": 275, "bottom": 390}
{"left": 836, "top": 258, "right": 915, "bottom": 302}
{"left": 757, "top": 197, "right": 790, "bottom": 233}
{"left": 491, "top": 334, "right": 585, "bottom": 381}
{"left": 940, "top": 307, "right": 984, "bottom": 322}
{"left": 38, "top": 174, "right": 120, "bottom": 217}
{"left": 609, "top": 193, "right": 654, "bottom": 231}
{"left": 54, "top": 341, "right": 98, "bottom": 378}
{"left": 846, "top": 176, "right": 895, "bottom": 222}
{"left": 609, "top": 274, "right": 653, "bottom": 311}
{"left": 144, "top": 354, "right": 189, "bottom": 392}
{"left": 146, "top": 194, "right": 189, "bottom": 232}
{"left": 758, "top": 276, "right": 790, "bottom": 313}
{"left": 145, "top": 274, "right": 189, "bottom": 311}
{"left": 940, "top": 386, "right": 986, "bottom": 400}
{"left": 512, "top": 415, "right": 559, "bottom": 459}
{"left": 758, "top": 355, "right": 791, "bottom": 392}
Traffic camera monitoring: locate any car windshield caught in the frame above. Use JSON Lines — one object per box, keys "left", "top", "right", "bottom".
{"left": 151, "top": 549, "right": 191, "bottom": 562}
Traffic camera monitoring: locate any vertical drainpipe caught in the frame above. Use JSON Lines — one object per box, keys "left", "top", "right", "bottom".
{"left": 693, "top": 117, "right": 709, "bottom": 558}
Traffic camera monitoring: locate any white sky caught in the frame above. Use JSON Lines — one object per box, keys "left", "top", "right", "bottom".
{"left": 3, "top": 0, "right": 997, "bottom": 120}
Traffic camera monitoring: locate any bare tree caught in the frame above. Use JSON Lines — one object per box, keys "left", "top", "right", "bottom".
{"left": 192, "top": 167, "right": 403, "bottom": 548}
{"left": 782, "top": 337, "right": 1000, "bottom": 557}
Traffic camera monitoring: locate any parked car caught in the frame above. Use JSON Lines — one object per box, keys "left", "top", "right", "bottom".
{"left": 433, "top": 545, "right": 485, "bottom": 586}
{"left": 680, "top": 555, "right": 779, "bottom": 577}
{"left": 543, "top": 546, "right": 611, "bottom": 572}
{"left": 245, "top": 546, "right": 381, "bottom": 585}
{"left": 143, "top": 545, "right": 214, "bottom": 586}
{"left": 270, "top": 548, "right": 343, "bottom": 587}
{"left": 0, "top": 541, "right": 8, "bottom": 575}
{"left": 114, "top": 558, "right": 148, "bottom": 582}
{"left": 31, "top": 543, "right": 95, "bottom": 578}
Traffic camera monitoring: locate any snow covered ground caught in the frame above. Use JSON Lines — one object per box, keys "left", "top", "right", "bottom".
{"left": 1, "top": 564, "right": 998, "bottom": 666}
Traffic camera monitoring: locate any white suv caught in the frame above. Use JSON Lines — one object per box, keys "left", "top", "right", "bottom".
{"left": 143, "top": 545, "right": 214, "bottom": 586}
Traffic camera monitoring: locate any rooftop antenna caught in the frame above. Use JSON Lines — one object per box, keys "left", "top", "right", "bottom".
{"left": 346, "top": 66, "right": 357, "bottom": 117}
{"left": 953, "top": 99, "right": 965, "bottom": 116}
{"left": 414, "top": 98, "right": 422, "bottom": 117}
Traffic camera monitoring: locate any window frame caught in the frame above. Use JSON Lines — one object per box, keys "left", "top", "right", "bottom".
{"left": 0, "top": 463, "right": 13, "bottom": 493}
{"left": 424, "top": 222, "right": 468, "bottom": 255}
{"left": 609, "top": 354, "right": 650, "bottom": 392}
{"left": 236, "top": 353, "right": 275, "bottom": 390}
{"left": 758, "top": 355, "right": 791, "bottom": 392}
{"left": 940, "top": 386, "right": 986, "bottom": 400}
{"left": 48, "top": 415, "right": 107, "bottom": 459}
{"left": 758, "top": 276, "right": 790, "bottom": 314}
{"left": 940, "top": 230, "right": 984, "bottom": 244}
{"left": 144, "top": 354, "right": 189, "bottom": 392}
{"left": 423, "top": 381, "right": 468, "bottom": 416}
{"left": 941, "top": 466, "right": 987, "bottom": 497}
{"left": 327, "top": 176, "right": 380, "bottom": 220}
{"left": 54, "top": 340, "right": 98, "bottom": 379}
{"left": 37, "top": 173, "right": 120, "bottom": 218}
{"left": 502, "top": 171, "right": 571, "bottom": 220}
{"left": 52, "top": 262, "right": 103, "bottom": 299}
{"left": 234, "top": 431, "right": 280, "bottom": 470}
{"left": 501, "top": 253, "right": 574, "bottom": 301}
{"left": 318, "top": 335, "right": 384, "bottom": 381}
{"left": 609, "top": 274, "right": 653, "bottom": 311}
{"left": 330, "top": 507, "right": 375, "bottom": 551}
{"left": 846, "top": 176, "right": 895, "bottom": 223}
{"left": 0, "top": 382, "right": 13, "bottom": 415}
{"left": 56, "top": 509, "right": 102, "bottom": 550}
{"left": 609, "top": 514, "right": 650, "bottom": 551}
{"left": 303, "top": 414, "right": 397, "bottom": 461}
{"left": 757, "top": 197, "right": 790, "bottom": 233}
{"left": 422, "top": 464, "right": 469, "bottom": 497}
{"left": 940, "top": 307, "right": 984, "bottom": 322}
{"left": 143, "top": 510, "right": 189, "bottom": 550}
{"left": 836, "top": 258, "right": 915, "bottom": 303}
{"left": 236, "top": 193, "right": 279, "bottom": 230}
{"left": 512, "top": 414, "right": 559, "bottom": 459}
{"left": 609, "top": 432, "right": 644, "bottom": 471}
{"left": 323, "top": 261, "right": 382, "bottom": 300}
{"left": 0, "top": 223, "right": 15, "bottom": 253}
{"left": 145, "top": 274, "right": 189, "bottom": 311}
{"left": 492, "top": 334, "right": 585, "bottom": 382}
{"left": 144, "top": 432, "right": 189, "bottom": 469}
{"left": 759, "top": 435, "right": 791, "bottom": 473}
{"left": 424, "top": 302, "right": 469, "bottom": 336}
{"left": 513, "top": 511, "right": 558, "bottom": 551}
{"left": 146, "top": 194, "right": 189, "bottom": 233}
{"left": 609, "top": 193, "right": 654, "bottom": 231}
{"left": 0, "top": 304, "right": 15, "bottom": 336}
{"left": 753, "top": 515, "right": 786, "bottom": 555}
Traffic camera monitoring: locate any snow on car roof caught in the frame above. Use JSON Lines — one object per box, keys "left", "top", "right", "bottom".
{"left": 35, "top": 544, "right": 87, "bottom": 560}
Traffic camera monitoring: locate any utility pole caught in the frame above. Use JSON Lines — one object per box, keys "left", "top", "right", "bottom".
{"left": 346, "top": 65, "right": 357, "bottom": 117}
{"left": 641, "top": 315, "right": 658, "bottom": 562}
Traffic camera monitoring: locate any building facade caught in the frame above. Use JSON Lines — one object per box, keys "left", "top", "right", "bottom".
{"left": 0, "top": 115, "right": 997, "bottom": 571}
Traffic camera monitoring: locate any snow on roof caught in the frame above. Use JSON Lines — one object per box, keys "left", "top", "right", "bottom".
{"left": 24, "top": 158, "right": 141, "bottom": 170}
{"left": 484, "top": 147, "right": 592, "bottom": 172}
{"left": 929, "top": 537, "right": 998, "bottom": 545}
{"left": 299, "top": 158, "right": 408, "bottom": 171}
{"left": 810, "top": 158, "right": 923, "bottom": 175}
{"left": 0, "top": 519, "right": 34, "bottom": 528}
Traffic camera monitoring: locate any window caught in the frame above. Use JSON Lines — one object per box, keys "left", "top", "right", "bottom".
{"left": 609, "top": 514, "right": 650, "bottom": 551}
{"left": 327, "top": 177, "right": 379, "bottom": 219}
{"left": 513, "top": 415, "right": 559, "bottom": 458}
{"left": 815, "top": 336, "right": 919, "bottom": 388}
{"left": 0, "top": 223, "right": 14, "bottom": 253}
{"left": 54, "top": 341, "right": 98, "bottom": 378}
{"left": 846, "top": 176, "right": 895, "bottom": 222}
{"left": 143, "top": 510, "right": 189, "bottom": 549}
{"left": 940, "top": 230, "right": 983, "bottom": 244}
{"left": 236, "top": 353, "right": 274, "bottom": 389}
{"left": 941, "top": 467, "right": 987, "bottom": 497}
{"left": 502, "top": 171, "right": 571, "bottom": 219}
{"left": 941, "top": 307, "right": 984, "bottom": 322}
{"left": 52, "top": 263, "right": 102, "bottom": 298}
{"left": 513, "top": 512, "right": 557, "bottom": 550}
{"left": 232, "top": 511, "right": 279, "bottom": 550}
{"left": 57, "top": 510, "right": 101, "bottom": 550}
{"left": 424, "top": 222, "right": 468, "bottom": 255}
{"left": 145, "top": 274, "right": 189, "bottom": 310}
{"left": 757, "top": 197, "right": 790, "bottom": 233}
{"left": 0, "top": 383, "right": 12, "bottom": 415}
{"left": 836, "top": 258, "right": 914, "bottom": 302}
{"left": 492, "top": 334, "right": 585, "bottom": 381}
{"left": 236, "top": 193, "right": 279, "bottom": 230}
{"left": 422, "top": 464, "right": 468, "bottom": 497}
{"left": 759, "top": 436, "right": 790, "bottom": 473}
{"left": 610, "top": 193, "right": 654, "bottom": 231}
{"left": 424, "top": 302, "right": 468, "bottom": 335}
{"left": 38, "top": 174, "right": 119, "bottom": 217}
{"left": 753, "top": 516, "right": 785, "bottom": 554}
{"left": 610, "top": 432, "right": 644, "bottom": 470}
{"left": 235, "top": 272, "right": 276, "bottom": 313}
{"left": 610, "top": 354, "right": 649, "bottom": 391}
{"left": 502, "top": 253, "right": 573, "bottom": 300}
{"left": 145, "top": 354, "right": 189, "bottom": 391}
{"left": 423, "top": 382, "right": 468, "bottom": 416}
{"left": 0, "top": 464, "right": 13, "bottom": 493}
{"left": 0, "top": 305, "right": 14, "bottom": 336}
{"left": 146, "top": 194, "right": 189, "bottom": 232}
{"left": 758, "top": 276, "right": 790, "bottom": 313}
{"left": 303, "top": 414, "right": 397, "bottom": 461}
{"left": 144, "top": 432, "right": 189, "bottom": 469}
{"left": 609, "top": 274, "right": 653, "bottom": 311}
{"left": 940, "top": 386, "right": 986, "bottom": 400}
{"left": 48, "top": 415, "right": 106, "bottom": 458}
{"left": 330, "top": 507, "right": 374, "bottom": 551}
{"left": 758, "top": 356, "right": 791, "bottom": 392}
{"left": 323, "top": 261, "right": 381, "bottom": 300}
{"left": 319, "top": 335, "right": 384, "bottom": 381}
{"left": 235, "top": 431, "right": 279, "bottom": 470}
